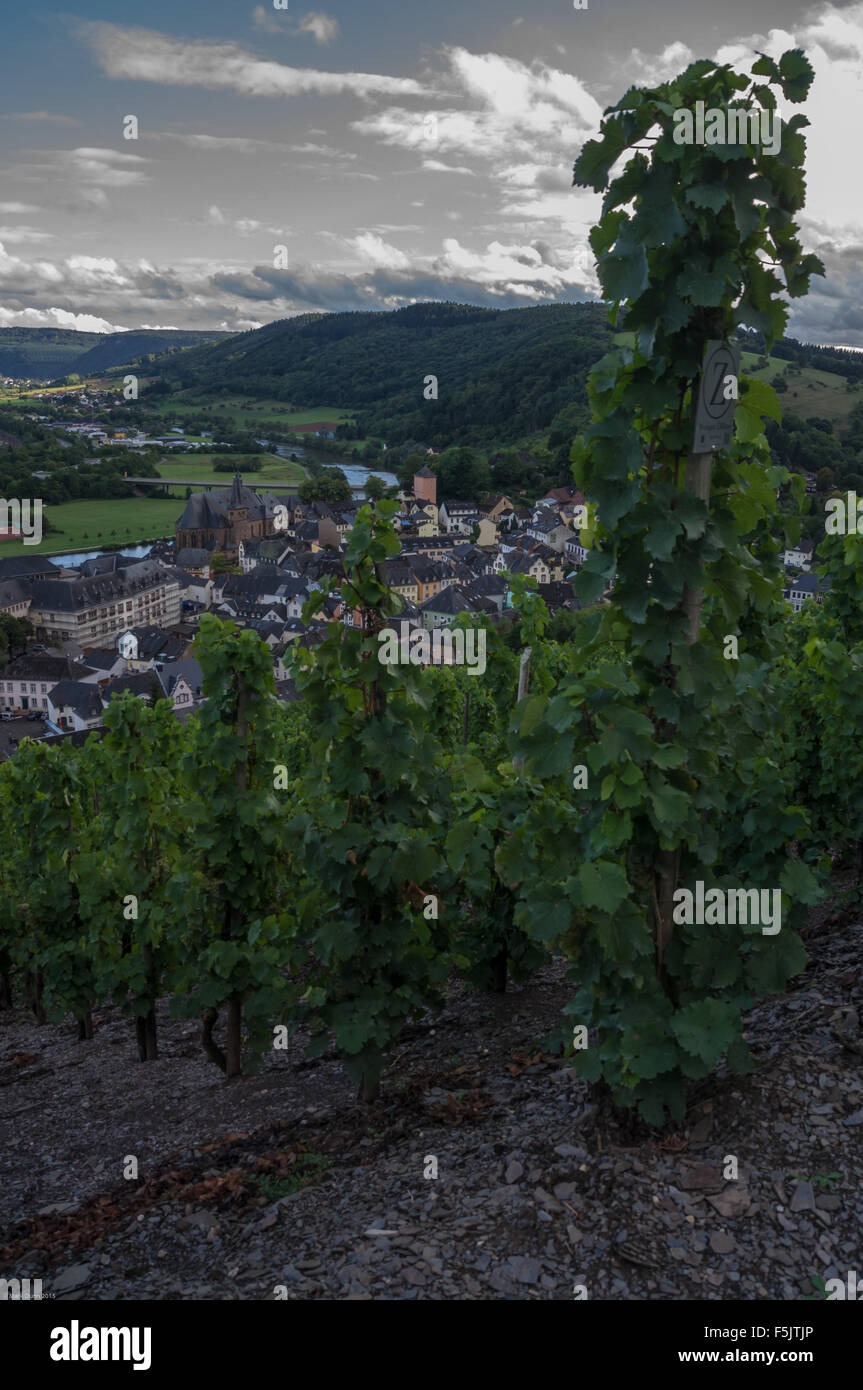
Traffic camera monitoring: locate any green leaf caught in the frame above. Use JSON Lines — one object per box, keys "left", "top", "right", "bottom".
{"left": 578, "top": 860, "right": 631, "bottom": 913}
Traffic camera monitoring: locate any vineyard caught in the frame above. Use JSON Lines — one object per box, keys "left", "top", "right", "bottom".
{"left": 1, "top": 47, "right": 862, "bottom": 1303}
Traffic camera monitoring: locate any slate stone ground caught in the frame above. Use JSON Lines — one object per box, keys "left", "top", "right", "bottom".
{"left": 1, "top": 899, "right": 861, "bottom": 1301}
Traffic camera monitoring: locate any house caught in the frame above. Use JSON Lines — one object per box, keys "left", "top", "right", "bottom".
{"left": 1, "top": 654, "right": 97, "bottom": 713}
{"left": 782, "top": 537, "right": 815, "bottom": 571}
{"left": 418, "top": 586, "right": 479, "bottom": 630}
{"left": 564, "top": 533, "right": 590, "bottom": 567}
{"left": 480, "top": 495, "right": 517, "bottom": 521}
{"left": 0, "top": 578, "right": 31, "bottom": 618}
{"left": 438, "top": 500, "right": 479, "bottom": 535}
{"left": 161, "top": 565, "right": 213, "bottom": 610}
{"left": 407, "top": 501, "right": 439, "bottom": 537}
{"left": 102, "top": 670, "right": 165, "bottom": 705}
{"left": 783, "top": 571, "right": 829, "bottom": 612}
{"left": 386, "top": 563, "right": 419, "bottom": 604}
{"left": 47, "top": 679, "right": 105, "bottom": 732}
{"left": 175, "top": 546, "right": 216, "bottom": 578}
{"left": 155, "top": 658, "right": 204, "bottom": 709}
{"left": 117, "top": 626, "right": 187, "bottom": 670}
{"left": 527, "top": 514, "right": 571, "bottom": 551}
{"left": 537, "top": 580, "right": 584, "bottom": 614}
{"left": 475, "top": 517, "right": 498, "bottom": 548}
{"left": 544, "top": 485, "right": 585, "bottom": 507}
{"left": 80, "top": 648, "right": 126, "bottom": 683}
{"left": 504, "top": 550, "right": 554, "bottom": 585}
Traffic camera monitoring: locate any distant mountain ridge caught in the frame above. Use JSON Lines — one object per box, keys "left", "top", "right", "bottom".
{"left": 136, "top": 303, "right": 863, "bottom": 449}
{"left": 0, "top": 328, "right": 234, "bottom": 382}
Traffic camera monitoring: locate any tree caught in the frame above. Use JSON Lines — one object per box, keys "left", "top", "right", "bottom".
{"left": 175, "top": 616, "right": 290, "bottom": 1077}
{"left": 210, "top": 551, "right": 240, "bottom": 575}
{"left": 0, "top": 741, "right": 99, "bottom": 1037}
{"left": 505, "top": 46, "right": 823, "bottom": 1124}
{"left": 76, "top": 695, "right": 184, "bottom": 1060}
{"left": 298, "top": 471, "right": 352, "bottom": 505}
{"left": 364, "top": 474, "right": 387, "bottom": 501}
{"left": 286, "top": 501, "right": 452, "bottom": 1101}
{"left": 0, "top": 614, "right": 32, "bottom": 663}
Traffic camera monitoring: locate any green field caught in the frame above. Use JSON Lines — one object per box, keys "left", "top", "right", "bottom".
{"left": 0, "top": 497, "right": 181, "bottom": 557}
{"left": 739, "top": 351, "right": 863, "bottom": 424}
{"left": 142, "top": 392, "right": 356, "bottom": 431}
{"left": 154, "top": 453, "right": 306, "bottom": 487}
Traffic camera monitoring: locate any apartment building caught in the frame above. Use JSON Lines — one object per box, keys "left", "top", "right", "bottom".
{"left": 26, "top": 559, "right": 182, "bottom": 646}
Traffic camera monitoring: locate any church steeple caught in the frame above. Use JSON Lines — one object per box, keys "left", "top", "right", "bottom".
{"left": 228, "top": 472, "right": 247, "bottom": 522}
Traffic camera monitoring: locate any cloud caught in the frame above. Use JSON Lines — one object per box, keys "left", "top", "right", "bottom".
{"left": 288, "top": 141, "right": 356, "bottom": 158}
{"left": 154, "top": 132, "right": 279, "bottom": 153}
{"left": 205, "top": 206, "right": 287, "bottom": 237}
{"left": 65, "top": 148, "right": 150, "bottom": 188}
{"left": 0, "top": 240, "right": 187, "bottom": 318}
{"left": 7, "top": 111, "right": 80, "bottom": 126}
{"left": 621, "top": 41, "right": 696, "bottom": 85}
{"left": 0, "top": 202, "right": 40, "bottom": 214}
{"left": 0, "top": 306, "right": 123, "bottom": 332}
{"left": 352, "top": 46, "right": 602, "bottom": 181}
{"left": 298, "top": 12, "right": 340, "bottom": 45}
{"left": 347, "top": 233, "right": 411, "bottom": 270}
{"left": 422, "top": 159, "right": 473, "bottom": 174}
{"left": 79, "top": 21, "right": 427, "bottom": 100}
{"left": 0, "top": 226, "right": 55, "bottom": 245}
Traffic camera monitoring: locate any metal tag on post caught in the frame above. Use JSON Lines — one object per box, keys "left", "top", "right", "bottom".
{"left": 692, "top": 340, "right": 740, "bottom": 452}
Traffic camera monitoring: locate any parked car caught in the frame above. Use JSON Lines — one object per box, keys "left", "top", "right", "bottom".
{"left": 26, "top": 711, "right": 42, "bottom": 722}
{"left": 0, "top": 711, "right": 14, "bottom": 721}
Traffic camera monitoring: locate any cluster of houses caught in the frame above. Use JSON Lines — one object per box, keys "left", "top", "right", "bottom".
{"left": 779, "top": 535, "right": 831, "bottom": 610}
{"left": 0, "top": 462, "right": 836, "bottom": 753}
{"left": 0, "top": 467, "right": 592, "bottom": 749}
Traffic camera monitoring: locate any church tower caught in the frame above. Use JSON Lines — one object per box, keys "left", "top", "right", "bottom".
{"left": 414, "top": 464, "right": 437, "bottom": 506}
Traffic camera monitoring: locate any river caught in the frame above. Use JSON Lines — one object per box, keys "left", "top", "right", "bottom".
{"left": 270, "top": 444, "right": 398, "bottom": 492}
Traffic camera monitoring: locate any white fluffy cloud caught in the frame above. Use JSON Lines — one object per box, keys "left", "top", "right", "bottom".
{"left": 0, "top": 306, "right": 124, "bottom": 332}
{"left": 353, "top": 46, "right": 602, "bottom": 164}
{"left": 347, "top": 233, "right": 411, "bottom": 270}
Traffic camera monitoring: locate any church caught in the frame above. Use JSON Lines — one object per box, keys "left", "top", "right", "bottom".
{"left": 175, "top": 473, "right": 284, "bottom": 553}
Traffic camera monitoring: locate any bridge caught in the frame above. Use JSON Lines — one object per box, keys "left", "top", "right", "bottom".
{"left": 124, "top": 476, "right": 369, "bottom": 496}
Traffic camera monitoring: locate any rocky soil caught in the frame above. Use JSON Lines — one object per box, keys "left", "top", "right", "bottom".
{"left": 1, "top": 901, "right": 862, "bottom": 1301}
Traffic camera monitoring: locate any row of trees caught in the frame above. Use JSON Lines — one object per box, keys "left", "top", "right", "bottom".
{"left": 0, "top": 479, "right": 857, "bottom": 1120}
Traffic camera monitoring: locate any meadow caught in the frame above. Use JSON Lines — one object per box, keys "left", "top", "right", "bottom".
{"left": 153, "top": 453, "right": 307, "bottom": 487}
{"left": 0, "top": 497, "right": 181, "bottom": 557}
{"left": 738, "top": 350, "right": 863, "bottom": 423}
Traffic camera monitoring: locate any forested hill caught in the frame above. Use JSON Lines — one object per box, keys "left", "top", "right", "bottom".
{"left": 0, "top": 328, "right": 233, "bottom": 382}
{"left": 144, "top": 301, "right": 614, "bottom": 446}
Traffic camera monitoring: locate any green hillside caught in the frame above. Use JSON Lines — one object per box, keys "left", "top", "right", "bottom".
{"left": 145, "top": 301, "right": 614, "bottom": 447}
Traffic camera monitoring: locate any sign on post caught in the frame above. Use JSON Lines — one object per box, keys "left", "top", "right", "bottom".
{"left": 692, "top": 340, "right": 740, "bottom": 452}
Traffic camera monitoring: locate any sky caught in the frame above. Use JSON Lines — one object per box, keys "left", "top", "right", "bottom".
{"left": 0, "top": 0, "right": 861, "bottom": 344}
